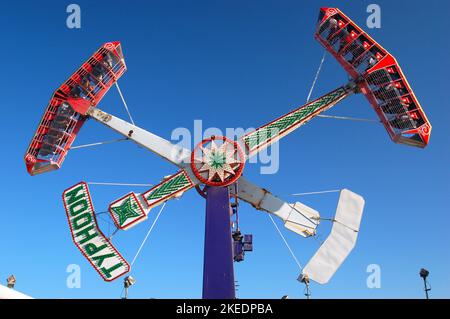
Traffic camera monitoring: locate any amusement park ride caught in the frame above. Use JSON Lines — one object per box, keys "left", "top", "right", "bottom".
{"left": 23, "top": 8, "right": 431, "bottom": 299}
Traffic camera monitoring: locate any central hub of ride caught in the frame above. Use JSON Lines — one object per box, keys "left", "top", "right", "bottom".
{"left": 190, "top": 136, "right": 245, "bottom": 187}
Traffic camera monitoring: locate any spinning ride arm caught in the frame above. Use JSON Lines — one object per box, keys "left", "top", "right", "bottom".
{"left": 241, "top": 83, "right": 357, "bottom": 158}
{"left": 237, "top": 177, "right": 320, "bottom": 238}
{"left": 88, "top": 106, "right": 320, "bottom": 234}
{"left": 86, "top": 107, "right": 200, "bottom": 229}
{"left": 87, "top": 107, "right": 192, "bottom": 169}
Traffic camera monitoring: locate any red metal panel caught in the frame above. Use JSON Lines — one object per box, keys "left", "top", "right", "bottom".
{"left": 315, "top": 8, "right": 431, "bottom": 148}
{"left": 24, "top": 42, "right": 127, "bottom": 175}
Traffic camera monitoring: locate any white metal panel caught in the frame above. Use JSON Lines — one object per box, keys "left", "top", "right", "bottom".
{"left": 88, "top": 108, "right": 192, "bottom": 168}
{"left": 237, "top": 177, "right": 319, "bottom": 237}
{"left": 335, "top": 189, "right": 364, "bottom": 232}
{"left": 285, "top": 202, "right": 320, "bottom": 237}
{"left": 301, "top": 189, "right": 364, "bottom": 284}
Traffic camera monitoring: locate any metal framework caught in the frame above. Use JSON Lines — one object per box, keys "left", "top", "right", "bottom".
{"left": 25, "top": 42, "right": 126, "bottom": 175}
{"left": 315, "top": 7, "right": 431, "bottom": 147}
{"left": 23, "top": 7, "right": 431, "bottom": 299}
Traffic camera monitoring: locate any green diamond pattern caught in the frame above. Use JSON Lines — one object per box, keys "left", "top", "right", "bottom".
{"left": 244, "top": 87, "right": 347, "bottom": 150}
{"left": 111, "top": 195, "right": 142, "bottom": 226}
{"left": 144, "top": 172, "right": 191, "bottom": 202}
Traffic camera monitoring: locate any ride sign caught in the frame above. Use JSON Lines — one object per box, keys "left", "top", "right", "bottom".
{"left": 62, "top": 182, "right": 130, "bottom": 281}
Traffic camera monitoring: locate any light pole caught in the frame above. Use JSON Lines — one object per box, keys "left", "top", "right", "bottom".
{"left": 419, "top": 268, "right": 431, "bottom": 299}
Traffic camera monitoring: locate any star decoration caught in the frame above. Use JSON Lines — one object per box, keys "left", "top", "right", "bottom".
{"left": 111, "top": 196, "right": 141, "bottom": 226}
{"left": 195, "top": 140, "right": 241, "bottom": 182}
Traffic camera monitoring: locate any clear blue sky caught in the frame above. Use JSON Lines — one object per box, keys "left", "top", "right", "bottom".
{"left": 0, "top": 0, "right": 448, "bottom": 299}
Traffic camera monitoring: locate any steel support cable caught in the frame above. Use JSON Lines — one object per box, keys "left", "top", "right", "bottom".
{"left": 115, "top": 81, "right": 135, "bottom": 125}
{"left": 319, "top": 217, "right": 359, "bottom": 233}
{"left": 306, "top": 50, "right": 380, "bottom": 124}
{"left": 267, "top": 214, "right": 303, "bottom": 271}
{"left": 72, "top": 82, "right": 135, "bottom": 150}
{"left": 291, "top": 189, "right": 341, "bottom": 196}
{"left": 306, "top": 50, "right": 327, "bottom": 103}
{"left": 70, "top": 137, "right": 128, "bottom": 150}
{"left": 87, "top": 182, "right": 153, "bottom": 187}
{"left": 131, "top": 202, "right": 167, "bottom": 266}
{"left": 316, "top": 114, "right": 380, "bottom": 123}
{"left": 287, "top": 203, "right": 318, "bottom": 229}
{"left": 281, "top": 190, "right": 343, "bottom": 237}
{"left": 291, "top": 189, "right": 359, "bottom": 231}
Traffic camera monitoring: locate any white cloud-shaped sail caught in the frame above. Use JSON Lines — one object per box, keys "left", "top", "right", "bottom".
{"left": 300, "top": 189, "right": 365, "bottom": 284}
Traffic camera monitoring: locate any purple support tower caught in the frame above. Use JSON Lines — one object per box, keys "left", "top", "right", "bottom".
{"left": 202, "top": 186, "right": 235, "bottom": 299}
